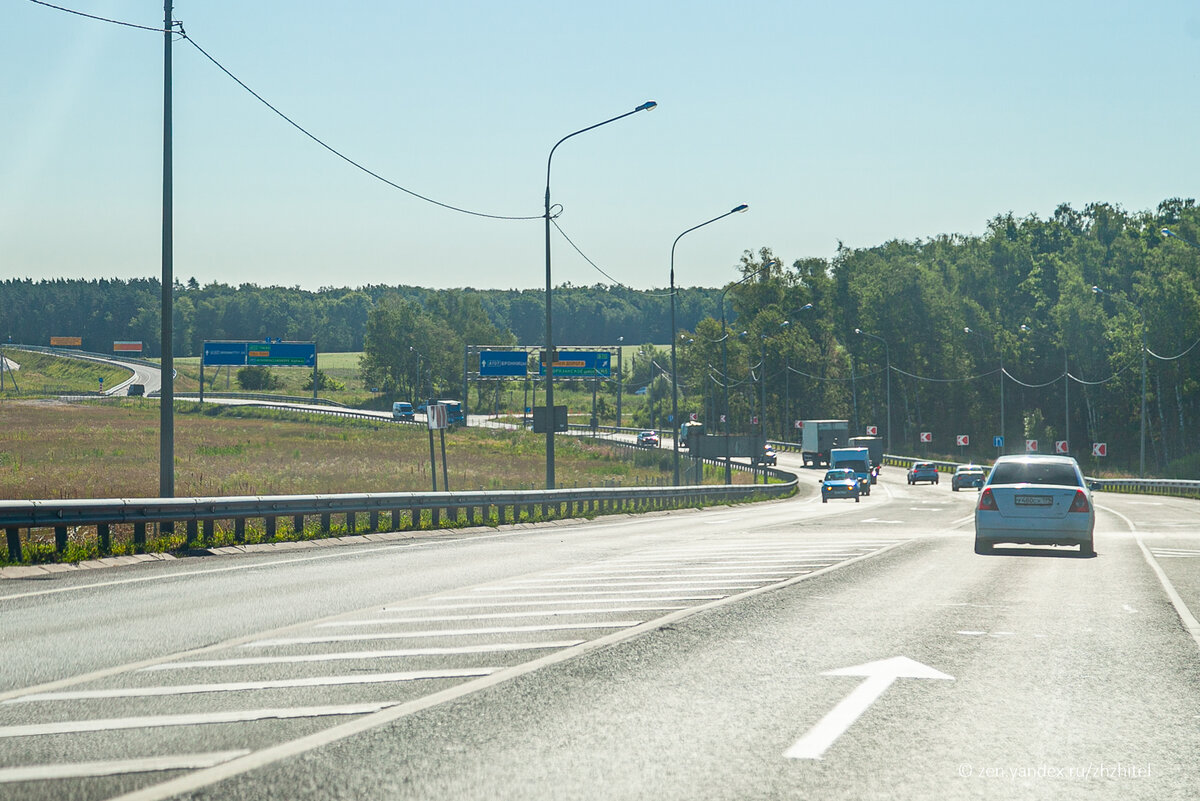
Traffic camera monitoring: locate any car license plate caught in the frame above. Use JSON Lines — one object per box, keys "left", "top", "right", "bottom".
{"left": 1014, "top": 495, "right": 1053, "bottom": 506}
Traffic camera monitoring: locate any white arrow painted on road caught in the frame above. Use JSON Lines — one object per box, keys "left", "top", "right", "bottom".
{"left": 784, "top": 656, "right": 953, "bottom": 760}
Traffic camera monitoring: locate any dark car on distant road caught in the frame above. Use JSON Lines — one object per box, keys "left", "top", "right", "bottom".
{"left": 636, "top": 430, "right": 660, "bottom": 447}
{"left": 908, "top": 462, "right": 940, "bottom": 485}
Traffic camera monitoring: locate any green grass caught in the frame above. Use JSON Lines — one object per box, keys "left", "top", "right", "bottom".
{"left": 0, "top": 350, "right": 131, "bottom": 396}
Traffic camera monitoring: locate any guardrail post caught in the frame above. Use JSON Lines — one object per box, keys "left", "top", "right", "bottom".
{"left": 55, "top": 526, "right": 67, "bottom": 553}
{"left": 467, "top": 506, "right": 476, "bottom": 526}
{"left": 186, "top": 520, "right": 198, "bottom": 546}
{"left": 265, "top": 516, "right": 277, "bottom": 539}
{"left": 234, "top": 518, "right": 245, "bottom": 543}
{"left": 369, "top": 510, "right": 379, "bottom": 531}
{"left": 134, "top": 523, "right": 146, "bottom": 552}
{"left": 346, "top": 511, "right": 356, "bottom": 534}
{"left": 203, "top": 520, "right": 214, "bottom": 543}
{"left": 97, "top": 523, "right": 110, "bottom": 554}
{"left": 293, "top": 515, "right": 305, "bottom": 537}
{"left": 6, "top": 527, "right": 20, "bottom": 562}
{"left": 391, "top": 508, "right": 402, "bottom": 531}
{"left": 431, "top": 506, "right": 439, "bottom": 527}
{"left": 320, "top": 513, "right": 331, "bottom": 534}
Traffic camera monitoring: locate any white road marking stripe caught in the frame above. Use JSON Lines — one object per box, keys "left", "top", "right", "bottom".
{"left": 0, "top": 704, "right": 398, "bottom": 739}
{"left": 245, "top": 622, "right": 639, "bottom": 647}
{"left": 496, "top": 565, "right": 796, "bottom": 577}
{"left": 6, "top": 669, "right": 500, "bottom": 703}
{"left": 449, "top": 586, "right": 760, "bottom": 598}
{"left": 0, "top": 751, "right": 252, "bottom": 783}
{"left": 401, "top": 596, "right": 725, "bottom": 609}
{"left": 592, "top": 556, "right": 866, "bottom": 565}
{"left": 142, "top": 641, "right": 584, "bottom": 670}
{"left": 318, "top": 607, "right": 689, "bottom": 626}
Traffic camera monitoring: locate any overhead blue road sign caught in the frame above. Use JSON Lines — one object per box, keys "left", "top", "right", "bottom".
{"left": 203, "top": 342, "right": 249, "bottom": 366}
{"left": 538, "top": 350, "right": 611, "bottom": 378}
{"left": 480, "top": 351, "right": 528, "bottom": 377}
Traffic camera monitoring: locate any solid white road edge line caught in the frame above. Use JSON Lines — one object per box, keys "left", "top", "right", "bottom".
{"left": 0, "top": 751, "right": 252, "bottom": 784}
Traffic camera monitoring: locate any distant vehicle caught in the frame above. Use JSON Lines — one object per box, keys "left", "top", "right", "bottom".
{"left": 830, "top": 446, "right": 873, "bottom": 495}
{"left": 679, "top": 420, "right": 704, "bottom": 450}
{"left": 820, "top": 468, "right": 860, "bottom": 503}
{"left": 755, "top": 444, "right": 777, "bottom": 466}
{"left": 391, "top": 401, "right": 414, "bottom": 421}
{"left": 974, "top": 454, "right": 1094, "bottom": 556}
{"left": 908, "top": 462, "right": 940, "bottom": 485}
{"left": 127, "top": 383, "right": 145, "bottom": 397}
{"left": 952, "top": 464, "right": 986, "bottom": 491}
{"left": 849, "top": 435, "right": 883, "bottom": 482}
{"left": 800, "top": 419, "right": 850, "bottom": 467}
{"left": 425, "top": 399, "right": 464, "bottom": 425}
{"left": 634, "top": 387, "right": 649, "bottom": 396}
{"left": 636, "top": 430, "right": 660, "bottom": 447}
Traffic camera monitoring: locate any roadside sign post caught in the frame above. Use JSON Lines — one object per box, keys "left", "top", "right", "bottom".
{"left": 956, "top": 434, "right": 969, "bottom": 460}
{"left": 427, "top": 403, "right": 448, "bottom": 493}
{"left": 1092, "top": 442, "right": 1107, "bottom": 458}
{"left": 993, "top": 435, "right": 1004, "bottom": 457}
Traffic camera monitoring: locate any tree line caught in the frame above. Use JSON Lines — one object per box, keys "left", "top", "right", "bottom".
{"left": 671, "top": 198, "right": 1200, "bottom": 478}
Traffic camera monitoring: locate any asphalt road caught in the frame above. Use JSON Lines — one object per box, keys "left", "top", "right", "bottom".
{"left": 1, "top": 459, "right": 1198, "bottom": 800}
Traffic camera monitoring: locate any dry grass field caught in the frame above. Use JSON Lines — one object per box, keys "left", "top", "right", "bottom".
{"left": 0, "top": 399, "right": 743, "bottom": 500}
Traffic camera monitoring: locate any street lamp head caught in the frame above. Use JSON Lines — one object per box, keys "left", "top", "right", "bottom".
{"left": 780, "top": 320, "right": 791, "bottom": 329}
{"left": 1091, "top": 286, "right": 1103, "bottom": 295}
{"left": 854, "top": 328, "right": 863, "bottom": 335}
{"left": 635, "top": 101, "right": 658, "bottom": 112}
{"left": 731, "top": 204, "right": 749, "bottom": 214}
{"left": 1019, "top": 324, "right": 1032, "bottom": 332}
{"left": 800, "top": 303, "right": 814, "bottom": 311}
{"left": 963, "top": 327, "right": 973, "bottom": 334}
{"left": 1162, "top": 227, "right": 1174, "bottom": 237}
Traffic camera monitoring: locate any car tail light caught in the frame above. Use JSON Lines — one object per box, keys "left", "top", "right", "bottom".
{"left": 977, "top": 488, "right": 997, "bottom": 511}
{"left": 1069, "top": 489, "right": 1090, "bottom": 513}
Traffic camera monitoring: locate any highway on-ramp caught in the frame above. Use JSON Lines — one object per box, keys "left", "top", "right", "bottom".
{"left": 1, "top": 457, "right": 1198, "bottom": 800}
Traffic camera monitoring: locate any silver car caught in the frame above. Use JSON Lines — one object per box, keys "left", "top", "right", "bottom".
{"left": 974, "top": 454, "right": 1094, "bottom": 556}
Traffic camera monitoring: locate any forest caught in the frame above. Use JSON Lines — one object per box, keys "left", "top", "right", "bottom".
{"left": 4, "top": 198, "right": 1200, "bottom": 476}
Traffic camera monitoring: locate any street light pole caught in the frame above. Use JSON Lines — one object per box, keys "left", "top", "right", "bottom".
{"left": 616, "top": 336, "right": 624, "bottom": 428}
{"left": 965, "top": 326, "right": 1003, "bottom": 454}
{"left": 544, "top": 101, "right": 656, "bottom": 489}
{"left": 670, "top": 204, "right": 749, "bottom": 485}
{"left": 854, "top": 328, "right": 891, "bottom": 454}
{"left": 1092, "top": 286, "right": 1147, "bottom": 477}
{"left": 719, "top": 261, "right": 772, "bottom": 484}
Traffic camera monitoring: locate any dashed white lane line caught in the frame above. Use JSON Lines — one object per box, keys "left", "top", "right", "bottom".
{"left": 498, "top": 570, "right": 798, "bottom": 582}
{"left": 0, "top": 751, "right": 252, "bottom": 784}
{"left": 245, "top": 622, "right": 640, "bottom": 647}
{"left": 141, "top": 641, "right": 585, "bottom": 670}
{"left": 318, "top": 607, "right": 690, "bottom": 626}
{"left": 0, "top": 704, "right": 399, "bottom": 739}
{"left": 6, "top": 669, "right": 499, "bottom": 703}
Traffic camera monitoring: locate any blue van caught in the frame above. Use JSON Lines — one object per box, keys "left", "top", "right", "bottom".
{"left": 392, "top": 401, "right": 414, "bottom": 421}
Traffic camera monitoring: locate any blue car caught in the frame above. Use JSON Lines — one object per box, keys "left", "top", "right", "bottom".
{"left": 821, "top": 468, "right": 861, "bottom": 503}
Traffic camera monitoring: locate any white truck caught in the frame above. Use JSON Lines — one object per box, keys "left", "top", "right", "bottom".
{"left": 829, "top": 446, "right": 873, "bottom": 495}
{"left": 800, "top": 419, "right": 850, "bottom": 467}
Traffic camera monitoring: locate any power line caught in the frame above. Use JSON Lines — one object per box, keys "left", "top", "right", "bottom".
{"left": 27, "top": 0, "right": 167, "bottom": 32}
{"left": 27, "top": 1, "right": 542, "bottom": 221}
{"left": 181, "top": 36, "right": 540, "bottom": 221}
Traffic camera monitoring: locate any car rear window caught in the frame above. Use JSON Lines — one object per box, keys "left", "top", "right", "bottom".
{"left": 989, "top": 462, "right": 1081, "bottom": 486}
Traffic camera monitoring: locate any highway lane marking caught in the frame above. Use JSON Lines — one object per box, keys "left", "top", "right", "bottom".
{"left": 5, "top": 670, "right": 499, "bottom": 703}
{"left": 0, "top": 704, "right": 401, "bottom": 739}
{"left": 1151, "top": 548, "right": 1200, "bottom": 557}
{"left": 141, "top": 641, "right": 585, "bottom": 670}
{"left": 0, "top": 751, "right": 252, "bottom": 784}
{"left": 447, "top": 586, "right": 763, "bottom": 598}
{"left": 395, "top": 596, "right": 727, "bottom": 610}
{"left": 1100, "top": 503, "right": 1200, "bottom": 655}
{"left": 244, "top": 623, "right": 639, "bottom": 647}
{"left": 493, "top": 571, "right": 800, "bottom": 583}
{"left": 318, "top": 608, "right": 690, "bottom": 626}
{"left": 101, "top": 538, "right": 913, "bottom": 801}
{"left": 784, "top": 656, "right": 954, "bottom": 760}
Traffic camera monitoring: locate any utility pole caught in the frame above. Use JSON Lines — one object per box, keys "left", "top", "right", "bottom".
{"left": 159, "top": 0, "right": 175, "bottom": 500}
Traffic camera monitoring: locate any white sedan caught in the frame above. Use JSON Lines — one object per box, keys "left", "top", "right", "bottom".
{"left": 973, "top": 454, "right": 1095, "bottom": 556}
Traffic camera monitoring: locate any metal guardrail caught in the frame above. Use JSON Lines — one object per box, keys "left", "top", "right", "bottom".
{"left": 1, "top": 474, "right": 798, "bottom": 563}
{"left": 173, "top": 392, "right": 350, "bottom": 409}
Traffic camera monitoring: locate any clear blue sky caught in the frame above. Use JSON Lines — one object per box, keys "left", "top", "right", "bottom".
{"left": 4, "top": 0, "right": 1200, "bottom": 292}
